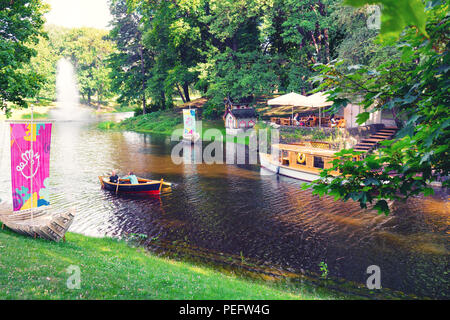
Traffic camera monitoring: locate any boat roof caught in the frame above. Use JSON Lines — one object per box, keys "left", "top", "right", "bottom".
{"left": 272, "top": 143, "right": 337, "bottom": 157}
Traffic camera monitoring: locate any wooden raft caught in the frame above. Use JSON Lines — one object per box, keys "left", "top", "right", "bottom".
{"left": 0, "top": 204, "right": 75, "bottom": 242}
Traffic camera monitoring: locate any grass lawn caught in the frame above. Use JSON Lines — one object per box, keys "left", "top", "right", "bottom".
{"left": 0, "top": 229, "right": 348, "bottom": 300}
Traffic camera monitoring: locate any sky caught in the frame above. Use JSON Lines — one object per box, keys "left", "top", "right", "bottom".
{"left": 44, "top": 0, "right": 113, "bottom": 30}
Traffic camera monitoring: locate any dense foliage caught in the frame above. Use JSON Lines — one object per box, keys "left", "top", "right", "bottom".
{"left": 109, "top": 0, "right": 388, "bottom": 116}
{"left": 306, "top": 1, "right": 449, "bottom": 214}
{"left": 63, "top": 27, "right": 114, "bottom": 107}
{"left": 0, "top": 0, "right": 47, "bottom": 116}
{"left": 2, "top": 0, "right": 391, "bottom": 115}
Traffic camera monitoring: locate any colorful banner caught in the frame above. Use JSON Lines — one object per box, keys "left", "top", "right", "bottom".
{"left": 183, "top": 109, "right": 196, "bottom": 136}
{"left": 10, "top": 123, "right": 52, "bottom": 211}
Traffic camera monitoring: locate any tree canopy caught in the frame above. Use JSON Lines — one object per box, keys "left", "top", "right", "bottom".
{"left": 0, "top": 0, "right": 47, "bottom": 116}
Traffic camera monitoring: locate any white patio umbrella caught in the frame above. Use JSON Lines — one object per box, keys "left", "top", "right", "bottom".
{"left": 267, "top": 92, "right": 310, "bottom": 106}
{"left": 267, "top": 92, "right": 310, "bottom": 119}
{"left": 305, "top": 92, "right": 333, "bottom": 127}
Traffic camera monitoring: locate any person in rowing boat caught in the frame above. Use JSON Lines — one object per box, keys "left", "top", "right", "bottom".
{"left": 110, "top": 170, "right": 119, "bottom": 183}
{"left": 122, "top": 171, "right": 139, "bottom": 184}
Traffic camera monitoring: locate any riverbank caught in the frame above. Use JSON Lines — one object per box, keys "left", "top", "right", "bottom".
{"left": 97, "top": 110, "right": 256, "bottom": 145}
{"left": 98, "top": 110, "right": 184, "bottom": 136}
{"left": 0, "top": 229, "right": 351, "bottom": 300}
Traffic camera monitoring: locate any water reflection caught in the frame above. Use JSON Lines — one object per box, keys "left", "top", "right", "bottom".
{"left": 0, "top": 120, "right": 448, "bottom": 298}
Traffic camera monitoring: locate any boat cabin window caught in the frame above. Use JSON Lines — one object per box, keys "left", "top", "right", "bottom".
{"left": 281, "top": 150, "right": 290, "bottom": 165}
{"left": 313, "top": 156, "right": 324, "bottom": 169}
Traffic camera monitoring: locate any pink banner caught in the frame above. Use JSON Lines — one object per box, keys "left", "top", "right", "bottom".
{"left": 10, "top": 123, "right": 52, "bottom": 211}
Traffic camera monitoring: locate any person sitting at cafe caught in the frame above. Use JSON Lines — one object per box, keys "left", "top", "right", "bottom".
{"left": 305, "top": 114, "right": 315, "bottom": 126}
{"left": 122, "top": 171, "right": 139, "bottom": 184}
{"left": 330, "top": 114, "right": 337, "bottom": 127}
{"left": 110, "top": 170, "right": 119, "bottom": 183}
{"left": 293, "top": 113, "right": 301, "bottom": 125}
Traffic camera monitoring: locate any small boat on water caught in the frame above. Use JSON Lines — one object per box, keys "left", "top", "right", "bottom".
{"left": 98, "top": 176, "right": 172, "bottom": 195}
{"left": 259, "top": 142, "right": 343, "bottom": 181}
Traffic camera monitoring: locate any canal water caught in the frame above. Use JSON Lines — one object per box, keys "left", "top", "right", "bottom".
{"left": 0, "top": 119, "right": 448, "bottom": 299}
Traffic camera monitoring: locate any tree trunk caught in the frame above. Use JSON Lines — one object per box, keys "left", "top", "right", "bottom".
{"left": 97, "top": 90, "right": 101, "bottom": 111}
{"left": 183, "top": 82, "right": 190, "bottom": 102}
{"left": 161, "top": 91, "right": 166, "bottom": 109}
{"left": 311, "top": 31, "right": 320, "bottom": 59}
{"left": 232, "top": 34, "right": 238, "bottom": 52}
{"left": 323, "top": 28, "right": 330, "bottom": 63}
{"left": 176, "top": 83, "right": 186, "bottom": 103}
{"left": 142, "top": 91, "right": 146, "bottom": 114}
{"left": 139, "top": 44, "right": 146, "bottom": 114}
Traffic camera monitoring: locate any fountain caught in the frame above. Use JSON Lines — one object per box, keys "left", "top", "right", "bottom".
{"left": 50, "top": 58, "right": 92, "bottom": 121}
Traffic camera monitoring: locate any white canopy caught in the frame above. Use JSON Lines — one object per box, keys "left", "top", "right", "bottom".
{"left": 267, "top": 91, "right": 333, "bottom": 127}
{"left": 305, "top": 92, "right": 333, "bottom": 108}
{"left": 267, "top": 92, "right": 310, "bottom": 106}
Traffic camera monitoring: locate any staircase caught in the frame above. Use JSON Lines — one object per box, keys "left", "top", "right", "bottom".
{"left": 353, "top": 127, "right": 399, "bottom": 154}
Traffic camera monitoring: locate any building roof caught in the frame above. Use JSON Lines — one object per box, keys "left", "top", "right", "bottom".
{"left": 229, "top": 108, "right": 257, "bottom": 119}
{"left": 272, "top": 143, "right": 337, "bottom": 157}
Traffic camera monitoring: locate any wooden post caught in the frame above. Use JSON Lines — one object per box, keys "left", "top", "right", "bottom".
{"left": 159, "top": 179, "right": 164, "bottom": 193}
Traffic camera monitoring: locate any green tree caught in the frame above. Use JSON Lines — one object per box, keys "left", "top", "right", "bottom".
{"left": 197, "top": 0, "right": 280, "bottom": 116}
{"left": 306, "top": 2, "right": 449, "bottom": 214}
{"left": 20, "top": 31, "right": 60, "bottom": 102}
{"left": 109, "top": 0, "right": 153, "bottom": 113}
{"left": 64, "top": 28, "right": 114, "bottom": 107}
{"left": 0, "top": 0, "right": 47, "bottom": 116}
{"left": 139, "top": 0, "right": 205, "bottom": 108}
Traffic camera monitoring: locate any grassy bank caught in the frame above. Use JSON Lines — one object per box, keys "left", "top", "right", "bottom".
{"left": 0, "top": 229, "right": 347, "bottom": 300}
{"left": 20, "top": 112, "right": 49, "bottom": 119}
{"left": 98, "top": 111, "right": 258, "bottom": 145}
{"left": 98, "top": 110, "right": 184, "bottom": 136}
{"left": 97, "top": 109, "right": 351, "bottom": 149}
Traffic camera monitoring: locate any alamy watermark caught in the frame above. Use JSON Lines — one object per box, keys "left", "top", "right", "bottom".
{"left": 66, "top": 265, "right": 81, "bottom": 289}
{"left": 170, "top": 121, "right": 280, "bottom": 170}
{"left": 366, "top": 265, "right": 381, "bottom": 290}
{"left": 367, "top": 5, "right": 381, "bottom": 30}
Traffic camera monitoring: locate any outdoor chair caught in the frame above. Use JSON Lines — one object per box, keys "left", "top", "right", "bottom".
{"left": 337, "top": 119, "right": 346, "bottom": 128}
{"left": 270, "top": 117, "right": 281, "bottom": 124}
{"left": 281, "top": 118, "right": 291, "bottom": 126}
